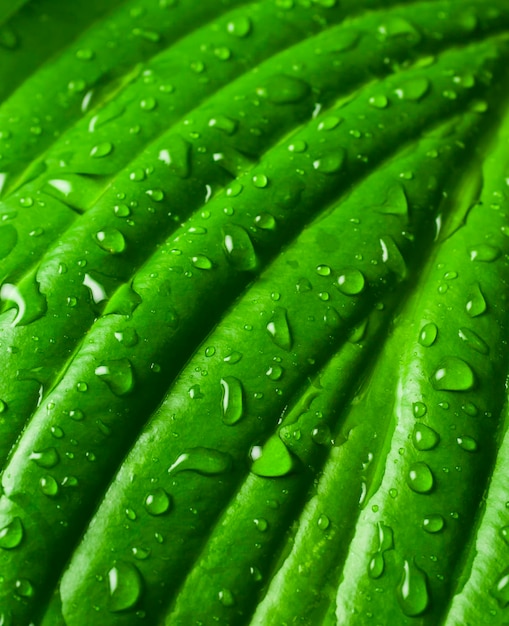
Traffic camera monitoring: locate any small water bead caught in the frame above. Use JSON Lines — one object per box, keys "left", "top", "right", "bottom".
{"left": 317, "top": 116, "right": 342, "bottom": 131}
{"left": 412, "top": 424, "right": 440, "bottom": 451}
{"left": 317, "top": 514, "right": 330, "bottom": 531}
{"left": 168, "top": 447, "right": 232, "bottom": 476}
{"left": 223, "top": 351, "right": 242, "bottom": 364}
{"left": 394, "top": 77, "right": 430, "bottom": 101}
{"left": 431, "top": 357, "right": 475, "bottom": 392}
{"left": 456, "top": 436, "right": 478, "bottom": 452}
{"left": 144, "top": 488, "right": 171, "bottom": 516}
{"left": 90, "top": 142, "right": 113, "bottom": 158}
{"left": 0, "top": 517, "right": 24, "bottom": 549}
{"left": 316, "top": 264, "right": 331, "bottom": 277}
{"left": 108, "top": 561, "right": 143, "bottom": 613}
{"left": 29, "top": 447, "right": 60, "bottom": 468}
{"left": 114, "top": 204, "right": 131, "bottom": 217}
{"left": 500, "top": 526, "right": 509, "bottom": 545}
{"left": 266, "top": 308, "right": 292, "bottom": 351}
{"left": 209, "top": 115, "right": 237, "bottom": 135}
{"left": 220, "top": 376, "right": 244, "bottom": 425}
{"left": 250, "top": 436, "right": 294, "bottom": 478}
{"left": 422, "top": 514, "right": 445, "bottom": 534}
{"left": 191, "top": 255, "right": 213, "bottom": 270}
{"left": 15, "top": 579, "right": 34, "bottom": 599}
{"left": 337, "top": 268, "right": 365, "bottom": 295}
{"left": 95, "top": 228, "right": 126, "bottom": 254}
{"left": 252, "top": 174, "right": 269, "bottom": 188}
{"left": 466, "top": 283, "right": 487, "bottom": 317}
{"left": 214, "top": 46, "right": 231, "bottom": 60}
{"left": 146, "top": 188, "right": 164, "bottom": 202}
{"left": 312, "top": 149, "right": 346, "bottom": 174}
{"left": 407, "top": 462, "right": 434, "bottom": 494}
{"left": 218, "top": 588, "right": 235, "bottom": 607}
{"left": 469, "top": 243, "right": 501, "bottom": 262}
{"left": 266, "top": 365, "right": 284, "bottom": 381}
{"left": 125, "top": 507, "right": 137, "bottom": 521}
{"left": 254, "top": 213, "right": 276, "bottom": 230}
{"left": 95, "top": 358, "right": 135, "bottom": 396}
{"left": 397, "top": 559, "right": 430, "bottom": 617}
{"left": 132, "top": 547, "right": 151, "bottom": 560}
{"left": 418, "top": 322, "right": 438, "bottom": 347}
{"left": 288, "top": 140, "right": 307, "bottom": 153}
{"left": 368, "top": 94, "right": 389, "bottom": 109}
{"left": 40, "top": 475, "right": 59, "bottom": 497}
{"left": 226, "top": 15, "right": 252, "bottom": 38}
{"left": 19, "top": 196, "right": 34, "bottom": 208}
{"left": 254, "top": 518, "right": 268, "bottom": 532}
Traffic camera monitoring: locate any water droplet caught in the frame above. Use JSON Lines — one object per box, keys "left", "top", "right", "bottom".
{"left": 250, "top": 436, "right": 294, "bottom": 478}
{"left": 144, "top": 488, "right": 171, "bottom": 516}
{"left": 108, "top": 561, "right": 143, "bottom": 612}
{"left": 226, "top": 181, "right": 243, "bottom": 197}
{"left": 419, "top": 322, "right": 438, "bottom": 347}
{"left": 369, "top": 553, "right": 385, "bottom": 579}
{"left": 224, "top": 351, "right": 242, "bottom": 364}
{"left": 316, "top": 264, "right": 331, "bottom": 276}
{"left": 288, "top": 139, "right": 308, "bottom": 152}
{"left": 412, "top": 424, "right": 440, "bottom": 451}
{"left": 379, "top": 236, "right": 407, "bottom": 278}
{"left": 132, "top": 547, "right": 150, "bottom": 560}
{"left": 209, "top": 115, "right": 237, "bottom": 135}
{"left": 431, "top": 357, "right": 475, "bottom": 391}
{"left": 413, "top": 402, "right": 427, "bottom": 418}
{"left": 254, "top": 213, "right": 276, "bottom": 230}
{"left": 158, "top": 136, "right": 191, "bottom": 178}
{"left": 492, "top": 568, "right": 509, "bottom": 608}
{"left": 168, "top": 448, "right": 232, "bottom": 476}
{"left": 407, "top": 462, "right": 434, "bottom": 494}
{"left": 312, "top": 149, "right": 346, "bottom": 174}
{"left": 0, "top": 517, "right": 24, "bottom": 549}
{"left": 266, "top": 308, "right": 292, "bottom": 351}
{"left": 90, "top": 142, "right": 114, "bottom": 158}
{"left": 140, "top": 97, "right": 157, "bottom": 111}
{"left": 420, "top": 513, "right": 448, "bottom": 540}
{"left": 95, "top": 229, "right": 126, "bottom": 254}
{"left": 456, "top": 436, "right": 478, "bottom": 452}
{"left": 394, "top": 77, "right": 430, "bottom": 101}
{"left": 226, "top": 16, "right": 252, "bottom": 38}
{"left": 254, "top": 518, "right": 268, "bottom": 532}
{"left": 252, "top": 173, "right": 269, "bottom": 189}
{"left": 369, "top": 94, "right": 389, "bottom": 109}
{"left": 76, "top": 48, "right": 94, "bottom": 60}
{"left": 317, "top": 116, "right": 342, "bottom": 131}
{"left": 114, "top": 328, "right": 139, "bottom": 347}
{"left": 266, "top": 365, "right": 284, "bottom": 381}
{"left": 14, "top": 579, "right": 34, "bottom": 598}
{"left": 95, "top": 359, "right": 135, "bottom": 396}
{"left": 222, "top": 225, "right": 257, "bottom": 271}
{"left": 397, "top": 559, "right": 429, "bottom": 616}
{"left": 220, "top": 377, "right": 244, "bottom": 425}
{"left": 40, "top": 475, "right": 59, "bottom": 497}
{"left": 466, "top": 283, "right": 487, "bottom": 317}
{"left": 458, "top": 327, "right": 489, "bottom": 355}
{"left": 337, "top": 268, "right": 365, "bottom": 295}
{"left": 469, "top": 243, "right": 501, "bottom": 262}
{"left": 500, "top": 526, "right": 509, "bottom": 545}
{"left": 378, "top": 16, "right": 421, "bottom": 41}
{"left": 377, "top": 184, "right": 408, "bottom": 215}
{"left": 29, "top": 447, "right": 60, "bottom": 468}
{"left": 191, "top": 255, "right": 213, "bottom": 270}
{"left": 256, "top": 74, "right": 310, "bottom": 104}
{"left": 219, "top": 588, "right": 235, "bottom": 607}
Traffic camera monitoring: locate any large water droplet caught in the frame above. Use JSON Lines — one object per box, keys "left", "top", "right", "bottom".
{"left": 422, "top": 514, "right": 445, "bottom": 534}
{"left": 95, "top": 228, "right": 126, "bottom": 254}
{"left": 337, "top": 268, "right": 365, "bottom": 295}
{"left": 222, "top": 224, "right": 258, "bottom": 271}
{"left": 0, "top": 517, "right": 24, "bottom": 549}
{"left": 144, "top": 488, "right": 171, "bottom": 516}
{"left": 456, "top": 436, "right": 478, "bottom": 452}
{"left": 108, "top": 561, "right": 143, "bottom": 613}
{"left": 431, "top": 357, "right": 475, "bottom": 391}
{"left": 95, "top": 359, "right": 135, "bottom": 396}
{"left": 465, "top": 283, "right": 487, "bottom": 317}
{"left": 220, "top": 376, "right": 244, "bottom": 425}
{"left": 266, "top": 307, "right": 292, "bottom": 351}
{"left": 168, "top": 448, "right": 232, "bottom": 476}
{"left": 418, "top": 323, "right": 438, "bottom": 347}
{"left": 29, "top": 447, "right": 60, "bottom": 469}
{"left": 412, "top": 424, "right": 440, "bottom": 451}
{"left": 250, "top": 436, "right": 294, "bottom": 477}
{"left": 312, "top": 149, "right": 346, "bottom": 174}
{"left": 407, "top": 462, "right": 434, "bottom": 493}
{"left": 469, "top": 244, "right": 501, "bottom": 262}
{"left": 226, "top": 15, "right": 252, "bottom": 38}
{"left": 40, "top": 475, "right": 59, "bottom": 497}
{"left": 458, "top": 327, "right": 489, "bottom": 355}
{"left": 394, "top": 77, "right": 430, "bottom": 101}
{"left": 397, "top": 560, "right": 429, "bottom": 616}
{"left": 158, "top": 135, "right": 191, "bottom": 178}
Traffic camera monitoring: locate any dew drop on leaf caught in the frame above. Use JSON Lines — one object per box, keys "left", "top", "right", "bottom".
{"left": 458, "top": 327, "right": 489, "bottom": 355}
{"left": 337, "top": 268, "right": 365, "bottom": 295}
{"left": 95, "top": 359, "right": 135, "bottom": 396}
{"left": 144, "top": 488, "right": 171, "bottom": 516}
{"left": 266, "top": 307, "right": 292, "bottom": 351}
{"left": 256, "top": 74, "right": 310, "bottom": 104}
{"left": 465, "top": 283, "right": 487, "bottom": 317}
{"left": 422, "top": 514, "right": 445, "bottom": 534}
{"left": 412, "top": 424, "right": 439, "bottom": 451}
{"left": 220, "top": 376, "right": 244, "bottom": 425}
{"left": 0, "top": 516, "right": 24, "bottom": 549}
{"left": 29, "top": 447, "right": 60, "bottom": 469}
{"left": 95, "top": 228, "right": 126, "bottom": 254}
{"left": 431, "top": 357, "right": 475, "bottom": 391}
{"left": 397, "top": 559, "right": 429, "bottom": 617}
{"left": 168, "top": 448, "right": 232, "bottom": 476}
{"left": 108, "top": 561, "right": 143, "bottom": 613}
{"left": 250, "top": 436, "right": 294, "bottom": 477}
{"left": 407, "top": 462, "right": 434, "bottom": 494}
